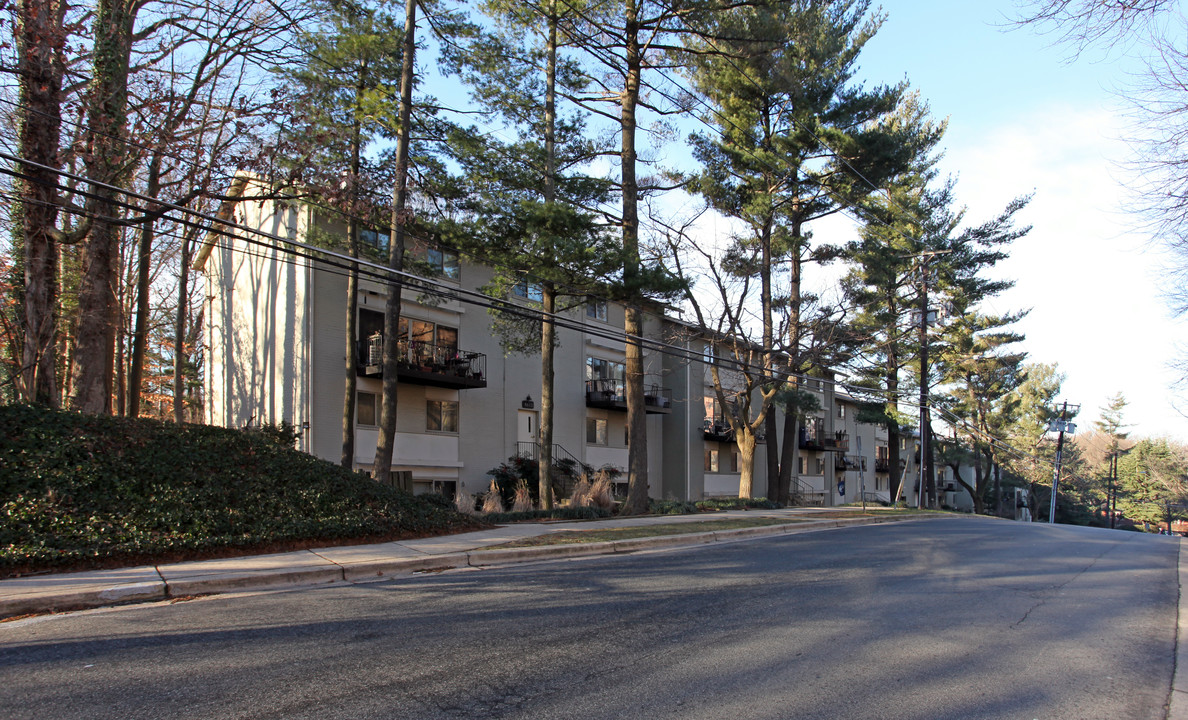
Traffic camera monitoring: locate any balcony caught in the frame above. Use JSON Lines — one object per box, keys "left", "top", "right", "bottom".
{"left": 800, "top": 417, "right": 848, "bottom": 451}
{"left": 824, "top": 431, "right": 849, "bottom": 452}
{"left": 359, "top": 334, "right": 486, "bottom": 389}
{"left": 874, "top": 456, "right": 891, "bottom": 473}
{"left": 836, "top": 455, "right": 864, "bottom": 471}
{"left": 703, "top": 418, "right": 735, "bottom": 443}
{"left": 585, "top": 378, "right": 672, "bottom": 414}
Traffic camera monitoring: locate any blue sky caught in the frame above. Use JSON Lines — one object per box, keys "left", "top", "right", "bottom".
{"left": 843, "top": 1, "right": 1188, "bottom": 442}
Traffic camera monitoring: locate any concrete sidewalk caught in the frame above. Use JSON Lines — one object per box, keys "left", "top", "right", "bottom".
{"left": 0, "top": 507, "right": 924, "bottom": 619}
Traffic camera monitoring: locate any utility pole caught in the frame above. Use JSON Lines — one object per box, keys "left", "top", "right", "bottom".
{"left": 1047, "top": 401, "right": 1078, "bottom": 524}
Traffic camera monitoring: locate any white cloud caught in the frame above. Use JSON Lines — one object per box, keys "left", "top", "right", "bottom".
{"left": 943, "top": 102, "right": 1188, "bottom": 438}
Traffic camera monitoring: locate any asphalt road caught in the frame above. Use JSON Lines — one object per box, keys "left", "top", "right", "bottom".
{"left": 1, "top": 516, "right": 1179, "bottom": 719}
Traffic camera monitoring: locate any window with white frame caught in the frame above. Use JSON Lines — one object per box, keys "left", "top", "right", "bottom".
{"left": 586, "top": 298, "right": 608, "bottom": 321}
{"left": 426, "top": 400, "right": 459, "bottom": 433}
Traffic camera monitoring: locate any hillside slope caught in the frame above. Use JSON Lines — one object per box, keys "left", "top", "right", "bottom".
{"left": 0, "top": 405, "right": 485, "bottom": 576}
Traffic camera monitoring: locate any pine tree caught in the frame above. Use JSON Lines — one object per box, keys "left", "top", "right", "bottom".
{"left": 444, "top": 0, "right": 623, "bottom": 508}
{"left": 283, "top": 0, "right": 405, "bottom": 468}
{"left": 682, "top": 0, "right": 932, "bottom": 503}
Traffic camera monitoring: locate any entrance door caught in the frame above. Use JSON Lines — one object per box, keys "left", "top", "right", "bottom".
{"left": 518, "top": 410, "right": 538, "bottom": 455}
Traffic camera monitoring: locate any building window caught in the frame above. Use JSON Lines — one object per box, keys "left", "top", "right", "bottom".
{"left": 586, "top": 298, "right": 608, "bottom": 322}
{"left": 798, "top": 456, "right": 807, "bottom": 475}
{"left": 815, "top": 457, "right": 824, "bottom": 475}
{"left": 357, "top": 391, "right": 377, "bottom": 426}
{"left": 705, "top": 448, "right": 719, "bottom": 472}
{"left": 360, "top": 227, "right": 389, "bottom": 253}
{"left": 730, "top": 450, "right": 738, "bottom": 473}
{"left": 837, "top": 404, "right": 845, "bottom": 420}
{"left": 427, "top": 400, "right": 459, "bottom": 433}
{"left": 426, "top": 247, "right": 461, "bottom": 279}
{"left": 586, "top": 417, "right": 608, "bottom": 445}
{"left": 512, "top": 279, "right": 543, "bottom": 302}
{"left": 900, "top": 437, "right": 907, "bottom": 451}
{"left": 702, "top": 342, "right": 715, "bottom": 366}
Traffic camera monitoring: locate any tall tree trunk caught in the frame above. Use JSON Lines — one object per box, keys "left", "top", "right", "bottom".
{"left": 737, "top": 431, "right": 756, "bottom": 499}
{"left": 72, "top": 0, "right": 136, "bottom": 414}
{"left": 537, "top": 6, "right": 559, "bottom": 510}
{"left": 780, "top": 222, "right": 804, "bottom": 503}
{"left": 341, "top": 71, "right": 366, "bottom": 469}
{"left": 765, "top": 413, "right": 781, "bottom": 501}
{"left": 994, "top": 462, "right": 1002, "bottom": 517}
{"left": 886, "top": 327, "right": 903, "bottom": 503}
{"left": 128, "top": 156, "right": 162, "bottom": 417}
{"left": 374, "top": 0, "right": 416, "bottom": 489}
{"left": 115, "top": 247, "right": 126, "bottom": 417}
{"left": 16, "top": 0, "right": 66, "bottom": 406}
{"left": 173, "top": 226, "right": 195, "bottom": 424}
{"left": 619, "top": 0, "right": 649, "bottom": 515}
{"left": 759, "top": 215, "right": 781, "bottom": 503}
{"left": 539, "top": 285, "right": 556, "bottom": 509}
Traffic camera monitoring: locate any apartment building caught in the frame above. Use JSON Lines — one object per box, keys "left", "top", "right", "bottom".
{"left": 196, "top": 186, "right": 947, "bottom": 506}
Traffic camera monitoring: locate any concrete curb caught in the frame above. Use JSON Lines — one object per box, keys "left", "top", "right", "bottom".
{"left": 0, "top": 581, "right": 168, "bottom": 619}
{"left": 341, "top": 553, "right": 471, "bottom": 583}
{"left": 1169, "top": 538, "right": 1187, "bottom": 720}
{"left": 0, "top": 513, "right": 931, "bottom": 619}
{"left": 163, "top": 564, "right": 346, "bottom": 598}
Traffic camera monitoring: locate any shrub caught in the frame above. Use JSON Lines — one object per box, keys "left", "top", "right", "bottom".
{"left": 0, "top": 405, "right": 487, "bottom": 575}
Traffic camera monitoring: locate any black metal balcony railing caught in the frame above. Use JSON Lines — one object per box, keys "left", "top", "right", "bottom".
{"left": 798, "top": 418, "right": 848, "bottom": 451}
{"left": 584, "top": 378, "right": 672, "bottom": 414}
{"left": 702, "top": 417, "right": 734, "bottom": 442}
{"left": 359, "top": 334, "right": 487, "bottom": 389}
{"left": 874, "top": 457, "right": 891, "bottom": 473}
{"left": 835, "top": 455, "right": 864, "bottom": 471}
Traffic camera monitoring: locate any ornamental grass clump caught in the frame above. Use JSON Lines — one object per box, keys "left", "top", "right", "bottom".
{"left": 454, "top": 488, "right": 478, "bottom": 515}
{"left": 481, "top": 480, "right": 505, "bottom": 514}
{"left": 568, "top": 476, "right": 593, "bottom": 507}
{"left": 588, "top": 471, "right": 614, "bottom": 510}
{"left": 511, "top": 480, "right": 534, "bottom": 513}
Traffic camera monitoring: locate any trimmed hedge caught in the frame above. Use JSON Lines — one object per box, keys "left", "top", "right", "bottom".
{"left": 0, "top": 405, "right": 486, "bottom": 575}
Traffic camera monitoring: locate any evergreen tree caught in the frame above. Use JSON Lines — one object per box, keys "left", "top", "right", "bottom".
{"left": 682, "top": 0, "right": 932, "bottom": 503}
{"left": 1117, "top": 438, "right": 1188, "bottom": 530}
{"left": 937, "top": 311, "right": 1027, "bottom": 513}
{"left": 283, "top": 0, "right": 405, "bottom": 468}
{"left": 445, "top": 0, "right": 623, "bottom": 508}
